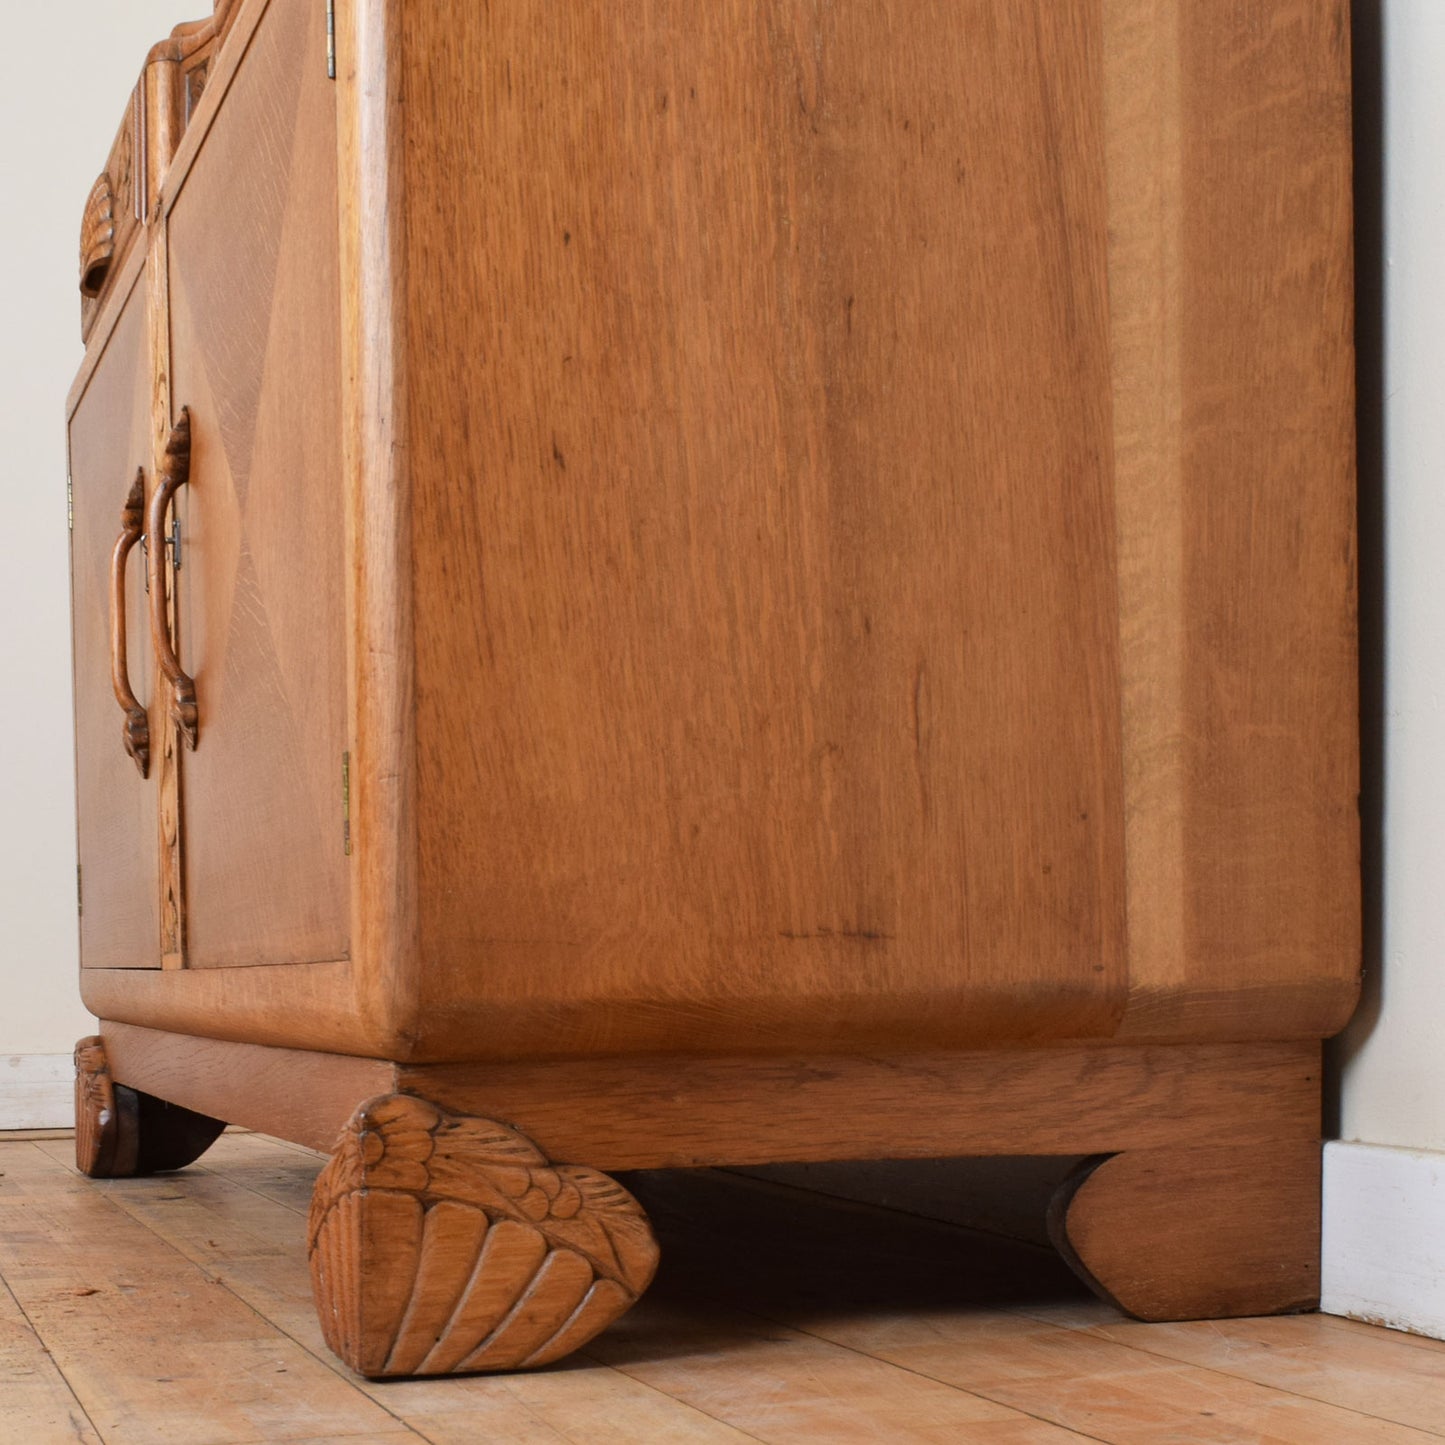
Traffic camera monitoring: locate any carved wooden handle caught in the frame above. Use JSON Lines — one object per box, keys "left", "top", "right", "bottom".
{"left": 109, "top": 470, "right": 150, "bottom": 777}
{"left": 147, "top": 408, "right": 198, "bottom": 750}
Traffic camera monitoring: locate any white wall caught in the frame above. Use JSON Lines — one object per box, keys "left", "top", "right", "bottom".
{"left": 0, "top": 4, "right": 183, "bottom": 1061}
{"left": 1325, "top": 0, "right": 1445, "bottom": 1341}
{"left": 1335, "top": 0, "right": 1445, "bottom": 1156}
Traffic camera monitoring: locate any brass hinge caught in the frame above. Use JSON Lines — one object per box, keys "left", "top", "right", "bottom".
{"left": 67, "top": 473, "right": 73, "bottom": 532}
{"left": 342, "top": 750, "right": 352, "bottom": 855}
{"left": 76, "top": 864, "right": 83, "bottom": 916}
{"left": 326, "top": 0, "right": 336, "bottom": 79}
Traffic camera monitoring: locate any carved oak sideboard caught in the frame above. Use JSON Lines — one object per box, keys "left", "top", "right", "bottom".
{"left": 67, "top": 0, "right": 1359, "bottom": 1378}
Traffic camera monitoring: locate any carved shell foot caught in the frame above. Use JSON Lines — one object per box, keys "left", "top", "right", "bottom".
{"left": 308, "top": 1095, "right": 660, "bottom": 1378}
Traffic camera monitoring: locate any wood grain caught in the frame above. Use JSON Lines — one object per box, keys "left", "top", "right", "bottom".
{"left": 77, "top": 969, "right": 1371, "bottom": 1064}
{"left": 31, "top": 1133, "right": 1089, "bottom": 1442}
{"left": 334, "top": 0, "right": 421, "bottom": 1056}
{"left": 1049, "top": 1142, "right": 1322, "bottom": 1320}
{"left": 147, "top": 216, "right": 187, "bottom": 970}
{"left": 24, "top": 1133, "right": 1432, "bottom": 1445}
{"left": 70, "top": 0, "right": 268, "bottom": 964}
{"left": 690, "top": 1171, "right": 1425, "bottom": 1445}
{"left": 142, "top": 11, "right": 230, "bottom": 205}
{"left": 1081, "top": 1314, "right": 1445, "bottom": 1435}
{"left": 53, "top": 1133, "right": 739, "bottom": 1439}
{"left": 68, "top": 271, "right": 160, "bottom": 971}
{"left": 0, "top": 1141, "right": 411, "bottom": 1443}
{"left": 70, "top": 242, "right": 148, "bottom": 430}
{"left": 411, "top": 1043, "right": 1320, "bottom": 1171}
{"left": 155, "top": 0, "right": 273, "bottom": 224}
{"left": 64, "top": 3, "right": 1359, "bottom": 1373}
{"left": 212, "top": 0, "right": 242, "bottom": 49}
{"left": 395, "top": 0, "right": 1129, "bottom": 1062}
{"left": 20, "top": 1133, "right": 1445, "bottom": 1442}
{"left": 588, "top": 1298, "right": 1080, "bottom": 1444}
{"left": 80, "top": 956, "right": 423, "bottom": 1061}
{"left": 72, "top": 0, "right": 1358, "bottom": 1056}
{"left": 1103, "top": 0, "right": 1360, "bottom": 1041}
{"left": 309, "top": 1095, "right": 659, "bottom": 1376}
{"left": 101, "top": 1020, "right": 393, "bottom": 1151}
{"left": 0, "top": 1272, "right": 102, "bottom": 1445}
{"left": 168, "top": 0, "right": 351, "bottom": 971}
{"left": 98, "top": 1023, "right": 1318, "bottom": 1169}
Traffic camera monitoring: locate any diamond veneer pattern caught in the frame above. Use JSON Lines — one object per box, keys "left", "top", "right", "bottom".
{"left": 166, "top": 0, "right": 348, "bottom": 966}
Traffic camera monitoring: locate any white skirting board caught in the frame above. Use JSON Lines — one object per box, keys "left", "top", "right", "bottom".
{"left": 1322, "top": 1140, "right": 1445, "bottom": 1341}
{"left": 0, "top": 1054, "right": 75, "bottom": 1131}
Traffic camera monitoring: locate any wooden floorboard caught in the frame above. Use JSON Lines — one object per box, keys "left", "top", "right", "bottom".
{"left": 2, "top": 1133, "right": 1444, "bottom": 1444}
{"left": 0, "top": 1271, "right": 102, "bottom": 1445}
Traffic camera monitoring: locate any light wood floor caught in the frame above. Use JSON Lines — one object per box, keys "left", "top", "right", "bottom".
{"left": 2, "top": 1132, "right": 1443, "bottom": 1444}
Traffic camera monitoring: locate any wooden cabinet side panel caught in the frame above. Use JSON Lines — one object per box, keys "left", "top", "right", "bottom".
{"left": 167, "top": 0, "right": 350, "bottom": 968}
{"left": 69, "top": 279, "right": 161, "bottom": 969}
{"left": 1106, "top": 0, "right": 1360, "bottom": 1038}
{"left": 400, "top": 1, "right": 1128, "bottom": 1052}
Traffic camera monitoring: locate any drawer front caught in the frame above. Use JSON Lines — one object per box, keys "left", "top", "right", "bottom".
{"left": 167, "top": 0, "right": 350, "bottom": 969}
{"left": 69, "top": 277, "right": 161, "bottom": 968}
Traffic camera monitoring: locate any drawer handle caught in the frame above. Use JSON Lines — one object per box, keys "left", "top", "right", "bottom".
{"left": 148, "top": 408, "right": 199, "bottom": 750}
{"left": 109, "top": 470, "right": 150, "bottom": 777}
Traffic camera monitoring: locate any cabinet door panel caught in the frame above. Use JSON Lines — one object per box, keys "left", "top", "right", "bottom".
{"left": 168, "top": 0, "right": 348, "bottom": 968}
{"left": 69, "top": 278, "right": 160, "bottom": 969}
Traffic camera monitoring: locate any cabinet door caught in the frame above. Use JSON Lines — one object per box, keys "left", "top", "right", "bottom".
{"left": 69, "top": 276, "right": 160, "bottom": 969}
{"left": 167, "top": 0, "right": 349, "bottom": 968}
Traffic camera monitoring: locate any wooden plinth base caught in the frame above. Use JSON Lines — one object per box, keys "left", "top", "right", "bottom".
{"left": 81, "top": 1023, "right": 1324, "bottom": 1374}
